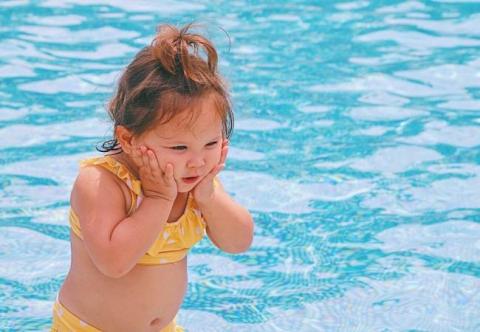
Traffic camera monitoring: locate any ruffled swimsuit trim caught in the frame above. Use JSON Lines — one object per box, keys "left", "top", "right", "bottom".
{"left": 69, "top": 155, "right": 207, "bottom": 265}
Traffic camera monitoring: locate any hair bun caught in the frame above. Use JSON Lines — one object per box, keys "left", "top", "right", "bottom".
{"left": 151, "top": 23, "right": 218, "bottom": 85}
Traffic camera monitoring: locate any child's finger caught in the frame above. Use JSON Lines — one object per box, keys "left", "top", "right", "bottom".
{"left": 206, "top": 163, "right": 224, "bottom": 180}
{"left": 219, "top": 145, "right": 229, "bottom": 165}
{"left": 147, "top": 149, "right": 160, "bottom": 175}
{"left": 163, "top": 163, "right": 175, "bottom": 183}
{"left": 164, "top": 163, "right": 173, "bottom": 177}
{"left": 140, "top": 146, "right": 149, "bottom": 170}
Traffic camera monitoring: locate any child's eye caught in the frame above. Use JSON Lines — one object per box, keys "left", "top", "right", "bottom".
{"left": 171, "top": 145, "right": 187, "bottom": 151}
{"left": 206, "top": 141, "right": 218, "bottom": 147}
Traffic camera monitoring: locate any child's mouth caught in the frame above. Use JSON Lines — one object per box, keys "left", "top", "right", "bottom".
{"left": 182, "top": 176, "right": 200, "bottom": 184}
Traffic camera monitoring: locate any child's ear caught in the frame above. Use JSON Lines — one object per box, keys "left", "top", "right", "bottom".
{"left": 115, "top": 125, "right": 135, "bottom": 153}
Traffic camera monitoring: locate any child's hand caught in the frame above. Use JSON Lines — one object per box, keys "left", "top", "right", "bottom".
{"left": 193, "top": 139, "right": 228, "bottom": 205}
{"left": 132, "top": 146, "right": 177, "bottom": 201}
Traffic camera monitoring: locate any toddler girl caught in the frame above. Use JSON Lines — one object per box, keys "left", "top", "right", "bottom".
{"left": 51, "top": 23, "right": 254, "bottom": 332}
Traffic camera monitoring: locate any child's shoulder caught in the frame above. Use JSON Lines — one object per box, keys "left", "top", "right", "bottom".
{"left": 75, "top": 155, "right": 127, "bottom": 188}
{"left": 76, "top": 158, "right": 117, "bottom": 184}
{"left": 73, "top": 161, "right": 122, "bottom": 199}
{"left": 71, "top": 157, "right": 129, "bottom": 213}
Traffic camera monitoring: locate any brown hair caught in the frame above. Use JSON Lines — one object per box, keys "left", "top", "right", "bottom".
{"left": 98, "top": 22, "right": 233, "bottom": 152}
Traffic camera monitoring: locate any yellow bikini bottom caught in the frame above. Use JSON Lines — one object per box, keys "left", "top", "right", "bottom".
{"left": 51, "top": 300, "right": 184, "bottom": 332}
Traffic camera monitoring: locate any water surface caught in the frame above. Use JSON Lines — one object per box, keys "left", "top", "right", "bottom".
{"left": 1, "top": 1, "right": 480, "bottom": 331}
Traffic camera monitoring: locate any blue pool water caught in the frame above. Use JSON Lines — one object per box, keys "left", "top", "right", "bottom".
{"left": 1, "top": 1, "right": 480, "bottom": 331}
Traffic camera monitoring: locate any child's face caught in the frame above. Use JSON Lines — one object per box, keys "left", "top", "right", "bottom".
{"left": 132, "top": 98, "right": 224, "bottom": 193}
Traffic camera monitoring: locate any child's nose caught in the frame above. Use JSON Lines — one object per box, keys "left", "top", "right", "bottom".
{"left": 187, "top": 155, "right": 206, "bottom": 169}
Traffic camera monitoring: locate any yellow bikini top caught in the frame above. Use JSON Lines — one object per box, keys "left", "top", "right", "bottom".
{"left": 69, "top": 155, "right": 207, "bottom": 265}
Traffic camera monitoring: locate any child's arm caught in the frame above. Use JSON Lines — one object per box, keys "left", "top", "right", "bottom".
{"left": 72, "top": 149, "right": 177, "bottom": 278}
{"left": 197, "top": 180, "right": 254, "bottom": 254}
{"left": 193, "top": 140, "right": 253, "bottom": 253}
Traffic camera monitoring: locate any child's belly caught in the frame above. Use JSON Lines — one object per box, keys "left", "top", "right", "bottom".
{"left": 59, "top": 236, "right": 189, "bottom": 331}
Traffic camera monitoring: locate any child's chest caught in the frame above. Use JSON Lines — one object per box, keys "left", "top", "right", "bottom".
{"left": 167, "top": 193, "right": 189, "bottom": 223}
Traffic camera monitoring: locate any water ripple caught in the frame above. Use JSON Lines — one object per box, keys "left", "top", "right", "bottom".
{"left": 1, "top": 1, "right": 480, "bottom": 330}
